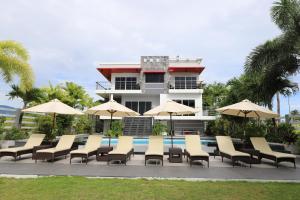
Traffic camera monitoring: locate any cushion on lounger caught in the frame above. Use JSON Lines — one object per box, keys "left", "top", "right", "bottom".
{"left": 70, "top": 135, "right": 102, "bottom": 155}
{"left": 0, "top": 146, "right": 32, "bottom": 153}
{"left": 145, "top": 136, "right": 163, "bottom": 156}
{"left": 56, "top": 135, "right": 76, "bottom": 149}
{"left": 109, "top": 136, "right": 133, "bottom": 155}
{"left": 185, "top": 135, "right": 209, "bottom": 157}
{"left": 24, "top": 134, "right": 45, "bottom": 148}
{"left": 216, "top": 136, "right": 249, "bottom": 157}
{"left": 250, "top": 137, "right": 296, "bottom": 158}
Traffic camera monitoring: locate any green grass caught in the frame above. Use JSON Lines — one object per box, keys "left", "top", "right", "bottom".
{"left": 0, "top": 177, "right": 300, "bottom": 200}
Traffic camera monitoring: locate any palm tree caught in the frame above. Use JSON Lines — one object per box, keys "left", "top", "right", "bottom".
{"left": 0, "top": 40, "right": 34, "bottom": 90}
{"left": 245, "top": 0, "right": 300, "bottom": 116}
{"left": 7, "top": 84, "right": 43, "bottom": 128}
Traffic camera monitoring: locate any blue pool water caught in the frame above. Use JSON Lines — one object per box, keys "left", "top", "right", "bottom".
{"left": 101, "top": 138, "right": 215, "bottom": 146}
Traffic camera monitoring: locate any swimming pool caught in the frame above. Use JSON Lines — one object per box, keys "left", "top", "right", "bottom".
{"left": 100, "top": 138, "right": 216, "bottom": 146}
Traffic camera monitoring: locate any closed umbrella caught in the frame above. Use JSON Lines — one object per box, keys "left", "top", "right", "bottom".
{"left": 86, "top": 100, "right": 140, "bottom": 146}
{"left": 144, "top": 100, "right": 198, "bottom": 148}
{"left": 22, "top": 99, "right": 83, "bottom": 130}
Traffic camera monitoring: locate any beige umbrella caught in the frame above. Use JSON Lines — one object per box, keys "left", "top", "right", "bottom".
{"left": 216, "top": 99, "right": 279, "bottom": 139}
{"left": 86, "top": 100, "right": 140, "bottom": 146}
{"left": 144, "top": 100, "right": 198, "bottom": 147}
{"left": 22, "top": 99, "right": 83, "bottom": 129}
{"left": 216, "top": 99, "right": 279, "bottom": 119}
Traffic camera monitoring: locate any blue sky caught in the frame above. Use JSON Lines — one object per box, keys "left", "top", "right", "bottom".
{"left": 0, "top": 0, "right": 299, "bottom": 115}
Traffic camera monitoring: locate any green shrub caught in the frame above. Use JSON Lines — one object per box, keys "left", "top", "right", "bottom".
{"left": 0, "top": 116, "right": 5, "bottom": 135}
{"left": 73, "top": 115, "right": 93, "bottom": 134}
{"left": 106, "top": 120, "right": 123, "bottom": 137}
{"left": 56, "top": 115, "right": 73, "bottom": 135}
{"left": 35, "top": 115, "right": 56, "bottom": 141}
{"left": 4, "top": 127, "right": 28, "bottom": 140}
{"left": 152, "top": 122, "right": 167, "bottom": 136}
{"left": 279, "top": 123, "right": 298, "bottom": 144}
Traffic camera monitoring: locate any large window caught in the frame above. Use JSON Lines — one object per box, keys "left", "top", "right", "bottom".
{"left": 175, "top": 77, "right": 197, "bottom": 89}
{"left": 145, "top": 73, "right": 164, "bottom": 83}
{"left": 115, "top": 77, "right": 139, "bottom": 90}
{"left": 173, "top": 99, "right": 195, "bottom": 116}
{"left": 125, "top": 101, "right": 152, "bottom": 115}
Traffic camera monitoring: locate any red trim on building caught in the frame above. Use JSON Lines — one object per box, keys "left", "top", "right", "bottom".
{"left": 168, "top": 66, "right": 205, "bottom": 73}
{"left": 97, "top": 67, "right": 141, "bottom": 80}
{"left": 143, "top": 70, "right": 165, "bottom": 74}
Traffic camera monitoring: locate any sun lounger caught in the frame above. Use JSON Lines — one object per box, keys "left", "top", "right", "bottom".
{"left": 184, "top": 135, "right": 209, "bottom": 167}
{"left": 216, "top": 136, "right": 251, "bottom": 167}
{"left": 107, "top": 136, "right": 134, "bottom": 165}
{"left": 0, "top": 134, "right": 45, "bottom": 161}
{"left": 250, "top": 137, "right": 296, "bottom": 168}
{"left": 145, "top": 136, "right": 164, "bottom": 166}
{"left": 70, "top": 135, "right": 102, "bottom": 164}
{"left": 35, "top": 135, "right": 76, "bottom": 163}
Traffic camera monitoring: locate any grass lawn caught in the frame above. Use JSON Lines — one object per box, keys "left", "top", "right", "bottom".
{"left": 0, "top": 177, "right": 300, "bottom": 200}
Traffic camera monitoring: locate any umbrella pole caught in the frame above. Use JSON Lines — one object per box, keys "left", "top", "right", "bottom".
{"left": 52, "top": 113, "right": 56, "bottom": 131}
{"left": 169, "top": 113, "right": 173, "bottom": 148}
{"left": 109, "top": 111, "right": 113, "bottom": 147}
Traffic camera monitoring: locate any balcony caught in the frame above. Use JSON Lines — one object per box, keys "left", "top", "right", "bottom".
{"left": 95, "top": 81, "right": 142, "bottom": 97}
{"left": 168, "top": 80, "right": 204, "bottom": 94}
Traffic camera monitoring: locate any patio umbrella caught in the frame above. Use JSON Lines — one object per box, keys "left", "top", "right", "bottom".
{"left": 216, "top": 99, "right": 279, "bottom": 139}
{"left": 144, "top": 100, "right": 198, "bottom": 148}
{"left": 85, "top": 100, "right": 140, "bottom": 146}
{"left": 22, "top": 99, "right": 83, "bottom": 130}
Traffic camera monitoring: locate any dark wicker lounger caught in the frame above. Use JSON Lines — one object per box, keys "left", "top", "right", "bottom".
{"left": 35, "top": 135, "right": 76, "bottom": 163}
{"left": 70, "top": 135, "right": 102, "bottom": 164}
{"left": 0, "top": 134, "right": 45, "bottom": 161}
{"left": 216, "top": 136, "right": 251, "bottom": 168}
{"left": 250, "top": 137, "right": 296, "bottom": 168}
{"left": 107, "top": 136, "right": 134, "bottom": 165}
{"left": 184, "top": 135, "right": 209, "bottom": 167}
{"left": 145, "top": 136, "right": 164, "bottom": 166}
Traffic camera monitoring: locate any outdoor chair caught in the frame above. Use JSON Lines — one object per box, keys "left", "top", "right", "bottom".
{"left": 35, "top": 135, "right": 76, "bottom": 163}
{"left": 0, "top": 134, "right": 45, "bottom": 161}
{"left": 70, "top": 135, "right": 102, "bottom": 164}
{"left": 250, "top": 137, "right": 296, "bottom": 168}
{"left": 184, "top": 135, "right": 209, "bottom": 167}
{"left": 145, "top": 136, "right": 164, "bottom": 166}
{"left": 107, "top": 136, "right": 134, "bottom": 165}
{"left": 216, "top": 136, "right": 251, "bottom": 167}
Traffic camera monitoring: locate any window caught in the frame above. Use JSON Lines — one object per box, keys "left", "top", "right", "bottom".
{"left": 115, "top": 77, "right": 139, "bottom": 90}
{"left": 175, "top": 77, "right": 197, "bottom": 89}
{"left": 125, "top": 101, "right": 152, "bottom": 115}
{"left": 145, "top": 73, "right": 164, "bottom": 83}
{"left": 173, "top": 99, "right": 195, "bottom": 116}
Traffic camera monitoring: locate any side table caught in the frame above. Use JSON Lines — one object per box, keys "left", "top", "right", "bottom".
{"left": 168, "top": 147, "right": 183, "bottom": 163}
{"left": 96, "top": 146, "right": 113, "bottom": 161}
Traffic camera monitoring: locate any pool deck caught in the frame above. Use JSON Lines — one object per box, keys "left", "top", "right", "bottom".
{"left": 0, "top": 154, "right": 299, "bottom": 181}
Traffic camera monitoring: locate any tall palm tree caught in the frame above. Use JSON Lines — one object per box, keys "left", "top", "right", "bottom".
{"left": 0, "top": 40, "right": 34, "bottom": 90}
{"left": 7, "top": 84, "right": 43, "bottom": 128}
{"left": 245, "top": 0, "right": 300, "bottom": 116}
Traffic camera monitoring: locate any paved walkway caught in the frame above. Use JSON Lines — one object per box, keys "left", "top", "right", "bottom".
{"left": 0, "top": 155, "right": 299, "bottom": 181}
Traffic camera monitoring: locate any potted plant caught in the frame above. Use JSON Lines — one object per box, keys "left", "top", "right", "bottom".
{"left": 0, "top": 127, "right": 28, "bottom": 149}
{"left": 278, "top": 123, "right": 299, "bottom": 154}
{"left": 152, "top": 122, "right": 167, "bottom": 136}
{"left": 106, "top": 120, "right": 123, "bottom": 138}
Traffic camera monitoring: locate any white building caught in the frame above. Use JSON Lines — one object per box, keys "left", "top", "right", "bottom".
{"left": 95, "top": 56, "right": 215, "bottom": 136}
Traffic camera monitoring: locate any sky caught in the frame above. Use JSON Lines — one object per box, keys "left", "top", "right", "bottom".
{"left": 0, "top": 0, "right": 299, "bottom": 115}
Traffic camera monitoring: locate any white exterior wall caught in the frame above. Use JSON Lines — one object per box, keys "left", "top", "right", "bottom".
{"left": 160, "top": 93, "right": 203, "bottom": 116}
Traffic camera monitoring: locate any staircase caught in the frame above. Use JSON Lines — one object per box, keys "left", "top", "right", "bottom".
{"left": 123, "top": 117, "right": 153, "bottom": 136}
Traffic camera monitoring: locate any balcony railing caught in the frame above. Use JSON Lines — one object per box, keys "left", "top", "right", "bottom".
{"left": 96, "top": 81, "right": 111, "bottom": 90}
{"left": 203, "top": 106, "right": 217, "bottom": 116}
{"left": 96, "top": 81, "right": 141, "bottom": 90}
{"left": 168, "top": 81, "right": 204, "bottom": 90}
